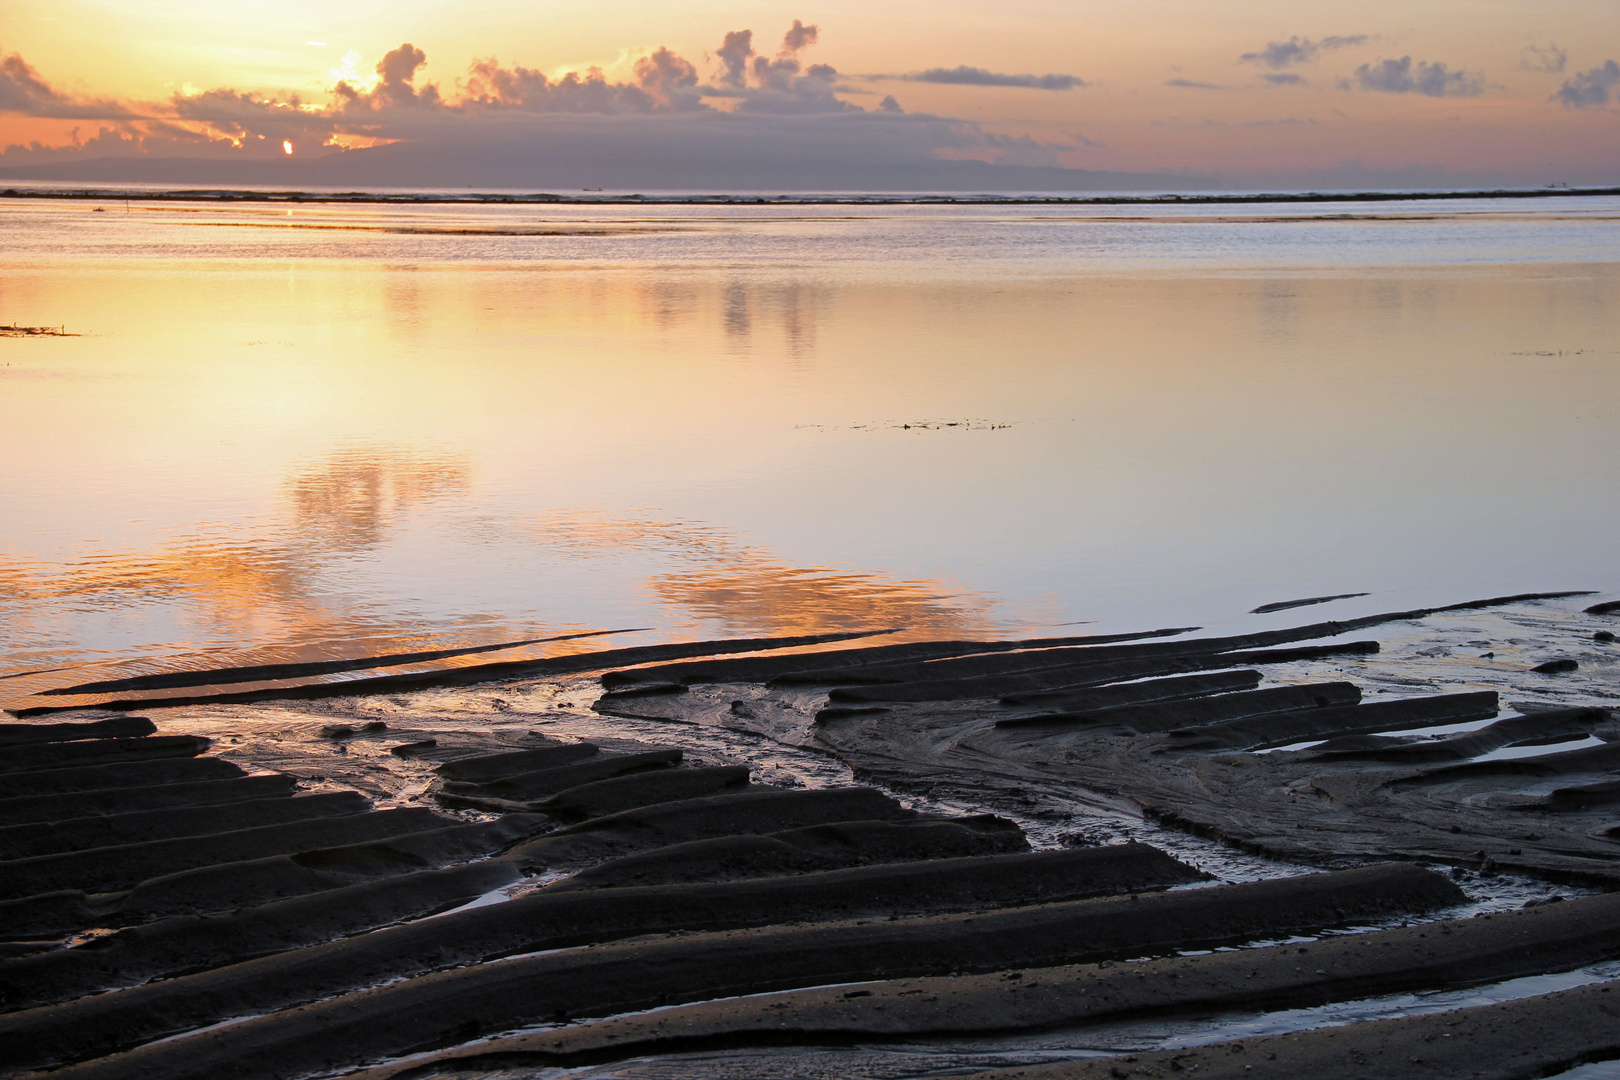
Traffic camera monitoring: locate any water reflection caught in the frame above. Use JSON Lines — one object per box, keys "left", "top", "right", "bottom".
{"left": 2, "top": 459, "right": 1003, "bottom": 691}
{"left": 2, "top": 198, "right": 1617, "bottom": 683}
{"left": 1, "top": 539, "right": 319, "bottom": 661}
{"left": 723, "top": 281, "right": 751, "bottom": 343}
{"left": 531, "top": 510, "right": 1004, "bottom": 638}
{"left": 769, "top": 283, "right": 819, "bottom": 362}
{"left": 284, "top": 444, "right": 469, "bottom": 549}
{"left": 0, "top": 443, "right": 479, "bottom": 673}
{"left": 649, "top": 564, "right": 995, "bottom": 637}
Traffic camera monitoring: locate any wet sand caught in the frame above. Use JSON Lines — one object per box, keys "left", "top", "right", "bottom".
{"left": 1, "top": 591, "right": 1617, "bottom": 1078}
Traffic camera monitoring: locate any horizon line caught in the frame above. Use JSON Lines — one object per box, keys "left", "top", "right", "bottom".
{"left": 2, "top": 184, "right": 1617, "bottom": 208}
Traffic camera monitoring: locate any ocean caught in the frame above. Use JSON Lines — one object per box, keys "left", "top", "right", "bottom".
{"left": 2, "top": 191, "right": 1617, "bottom": 679}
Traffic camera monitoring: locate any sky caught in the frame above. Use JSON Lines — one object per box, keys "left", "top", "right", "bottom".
{"left": 2, "top": 0, "right": 1618, "bottom": 188}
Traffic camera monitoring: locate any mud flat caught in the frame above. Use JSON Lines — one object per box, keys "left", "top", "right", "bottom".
{"left": 0, "top": 589, "right": 1617, "bottom": 1079}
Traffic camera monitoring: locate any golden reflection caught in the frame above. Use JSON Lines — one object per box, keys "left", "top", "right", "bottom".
{"left": 531, "top": 509, "right": 1004, "bottom": 638}
{"left": 6, "top": 541, "right": 314, "bottom": 636}
{"left": 0, "top": 443, "right": 477, "bottom": 680}
{"left": 284, "top": 443, "right": 469, "bottom": 549}
{"left": 648, "top": 564, "right": 999, "bottom": 638}
{"left": 11, "top": 207, "right": 1614, "bottom": 696}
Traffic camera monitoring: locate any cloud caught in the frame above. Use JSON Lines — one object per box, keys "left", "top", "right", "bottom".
{"left": 2, "top": 31, "right": 1139, "bottom": 187}
{"left": 463, "top": 59, "right": 666, "bottom": 113}
{"left": 1240, "top": 35, "right": 1369, "bottom": 69}
{"left": 888, "top": 66, "right": 1086, "bottom": 90}
{"left": 690, "top": 21, "right": 854, "bottom": 113}
{"left": 171, "top": 88, "right": 339, "bottom": 148}
{"left": 1262, "top": 73, "right": 1306, "bottom": 86}
{"left": 377, "top": 43, "right": 426, "bottom": 88}
{"left": 0, "top": 51, "right": 131, "bottom": 118}
{"left": 0, "top": 27, "right": 1226, "bottom": 191}
{"left": 1553, "top": 60, "right": 1620, "bottom": 108}
{"left": 781, "top": 20, "right": 818, "bottom": 54}
{"left": 715, "top": 30, "right": 752, "bottom": 88}
{"left": 633, "top": 48, "right": 703, "bottom": 110}
{"left": 1350, "top": 57, "right": 1484, "bottom": 97}
{"left": 736, "top": 61, "right": 852, "bottom": 114}
{"left": 335, "top": 42, "right": 442, "bottom": 111}
{"left": 1519, "top": 44, "right": 1568, "bottom": 74}
{"left": 1165, "top": 78, "right": 1222, "bottom": 89}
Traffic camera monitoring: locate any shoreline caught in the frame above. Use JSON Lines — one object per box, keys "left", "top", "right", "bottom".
{"left": 2, "top": 184, "right": 1618, "bottom": 207}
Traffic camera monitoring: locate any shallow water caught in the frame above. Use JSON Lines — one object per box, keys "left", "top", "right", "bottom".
{"left": 3, "top": 194, "right": 1618, "bottom": 678}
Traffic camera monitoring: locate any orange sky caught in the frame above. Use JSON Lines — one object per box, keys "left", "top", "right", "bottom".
{"left": 3, "top": 0, "right": 1618, "bottom": 184}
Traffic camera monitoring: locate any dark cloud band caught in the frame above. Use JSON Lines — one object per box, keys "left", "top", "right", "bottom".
{"left": 1350, "top": 56, "right": 1484, "bottom": 97}
{"left": 1239, "top": 35, "right": 1369, "bottom": 69}
{"left": 885, "top": 66, "right": 1086, "bottom": 91}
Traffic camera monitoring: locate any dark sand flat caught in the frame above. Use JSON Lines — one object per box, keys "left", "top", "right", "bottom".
{"left": 2, "top": 592, "right": 1617, "bottom": 1078}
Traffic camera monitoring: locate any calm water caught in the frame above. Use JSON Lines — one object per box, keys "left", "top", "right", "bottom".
{"left": 2, "top": 195, "right": 1618, "bottom": 677}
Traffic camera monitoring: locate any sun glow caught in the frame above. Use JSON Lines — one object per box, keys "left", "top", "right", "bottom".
{"left": 283, "top": 140, "right": 293, "bottom": 155}
{"left": 327, "top": 49, "right": 378, "bottom": 92}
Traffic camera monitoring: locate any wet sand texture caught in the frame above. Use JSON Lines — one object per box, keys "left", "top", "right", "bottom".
{"left": 793, "top": 643, "right": 1382, "bottom": 724}
{"left": 0, "top": 790, "right": 373, "bottom": 860}
{"left": 497, "top": 785, "right": 917, "bottom": 869}
{"left": 998, "top": 682, "right": 1363, "bottom": 734}
{"left": 1161, "top": 691, "right": 1500, "bottom": 751}
{"left": 596, "top": 628, "right": 1200, "bottom": 689}
{"left": 834, "top": 667, "right": 1269, "bottom": 708}
{"left": 938, "top": 978, "right": 1620, "bottom": 1079}
{"left": 1309, "top": 707, "right": 1607, "bottom": 764}
{"left": 590, "top": 597, "right": 1618, "bottom": 883}
{"left": 0, "top": 716, "right": 155, "bottom": 746}
{"left": 7, "top": 629, "right": 899, "bottom": 715}
{"left": 0, "top": 861, "right": 521, "bottom": 1009}
{"left": 0, "top": 815, "right": 551, "bottom": 940}
{"left": 0, "top": 807, "right": 451, "bottom": 898}
{"left": 0, "top": 734, "right": 210, "bottom": 774}
{"left": 776, "top": 640, "right": 1379, "bottom": 689}
{"left": 0, "top": 773, "right": 297, "bottom": 826}
{"left": 31, "top": 631, "right": 631, "bottom": 697}
{"left": 94, "top": 813, "right": 553, "bottom": 923}
{"left": 14, "top": 865, "right": 1458, "bottom": 1078}
{"left": 343, "top": 892, "right": 1620, "bottom": 1077}
{"left": 431, "top": 740, "right": 600, "bottom": 781}
{"left": 524, "top": 764, "right": 752, "bottom": 820}
{"left": 436, "top": 747, "right": 683, "bottom": 799}
{"left": 0, "top": 755, "right": 245, "bottom": 797}
{"left": 547, "top": 815, "right": 1029, "bottom": 890}
{"left": 1, "top": 592, "right": 1616, "bottom": 1079}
